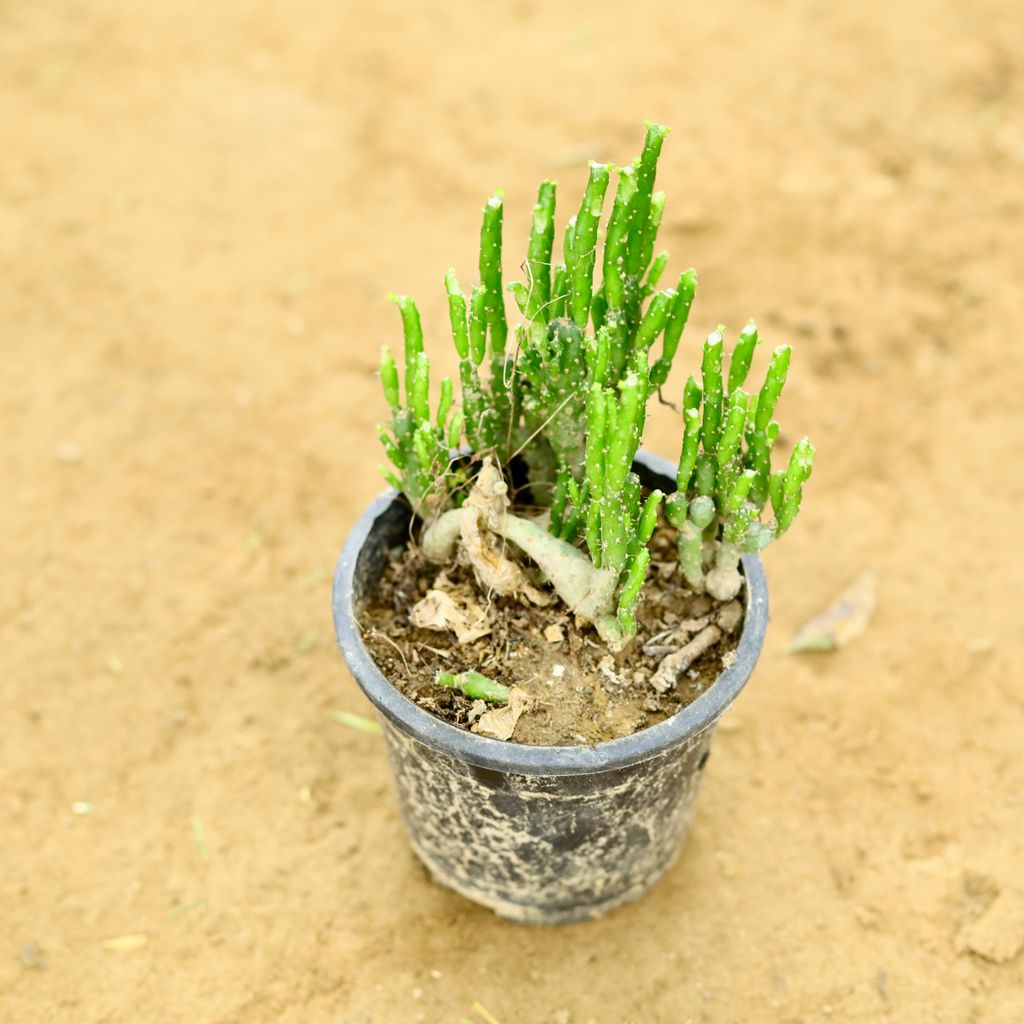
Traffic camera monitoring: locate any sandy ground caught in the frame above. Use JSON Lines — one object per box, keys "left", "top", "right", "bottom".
{"left": 3, "top": 1, "right": 1024, "bottom": 1021}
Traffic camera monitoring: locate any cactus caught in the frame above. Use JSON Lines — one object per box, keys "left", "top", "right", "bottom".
{"left": 435, "top": 668, "right": 510, "bottom": 703}
{"left": 376, "top": 295, "right": 466, "bottom": 514}
{"left": 666, "top": 323, "right": 815, "bottom": 600}
{"left": 375, "top": 123, "right": 815, "bottom": 649}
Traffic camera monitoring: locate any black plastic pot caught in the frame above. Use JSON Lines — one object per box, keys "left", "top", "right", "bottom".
{"left": 332, "top": 452, "right": 768, "bottom": 924}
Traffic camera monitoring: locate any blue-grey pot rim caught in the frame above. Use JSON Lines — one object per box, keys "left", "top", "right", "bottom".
{"left": 331, "top": 451, "right": 768, "bottom": 776}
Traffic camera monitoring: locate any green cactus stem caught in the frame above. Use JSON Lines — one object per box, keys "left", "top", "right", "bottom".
{"left": 671, "top": 324, "right": 814, "bottom": 599}
{"left": 435, "top": 669, "right": 510, "bottom": 703}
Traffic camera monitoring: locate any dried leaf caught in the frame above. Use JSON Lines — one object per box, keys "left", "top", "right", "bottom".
{"left": 790, "top": 568, "right": 877, "bottom": 652}
{"left": 471, "top": 687, "right": 534, "bottom": 741}
{"left": 411, "top": 589, "right": 491, "bottom": 644}
{"left": 460, "top": 505, "right": 525, "bottom": 597}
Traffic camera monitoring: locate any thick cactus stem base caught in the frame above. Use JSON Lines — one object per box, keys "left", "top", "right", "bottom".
{"left": 420, "top": 461, "right": 624, "bottom": 644}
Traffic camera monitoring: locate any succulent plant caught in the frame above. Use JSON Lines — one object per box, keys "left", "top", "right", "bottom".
{"left": 376, "top": 123, "right": 814, "bottom": 649}
{"left": 665, "top": 323, "right": 814, "bottom": 600}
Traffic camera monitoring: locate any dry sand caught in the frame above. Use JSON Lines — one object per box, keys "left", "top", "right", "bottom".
{"left": 2, "top": 1, "right": 1023, "bottom": 1021}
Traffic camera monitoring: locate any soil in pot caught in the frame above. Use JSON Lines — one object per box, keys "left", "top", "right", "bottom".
{"left": 358, "top": 522, "right": 746, "bottom": 746}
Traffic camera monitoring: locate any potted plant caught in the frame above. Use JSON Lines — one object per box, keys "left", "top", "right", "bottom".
{"left": 332, "top": 123, "right": 814, "bottom": 923}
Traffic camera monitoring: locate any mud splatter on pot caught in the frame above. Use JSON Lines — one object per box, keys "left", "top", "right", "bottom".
{"left": 332, "top": 452, "right": 768, "bottom": 924}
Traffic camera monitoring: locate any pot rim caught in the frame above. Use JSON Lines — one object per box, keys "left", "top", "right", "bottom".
{"left": 331, "top": 451, "right": 768, "bottom": 776}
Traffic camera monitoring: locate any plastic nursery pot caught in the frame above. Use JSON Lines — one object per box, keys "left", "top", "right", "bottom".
{"left": 332, "top": 451, "right": 768, "bottom": 924}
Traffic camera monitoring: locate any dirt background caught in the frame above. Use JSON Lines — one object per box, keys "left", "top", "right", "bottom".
{"left": 3, "top": 1, "right": 1023, "bottom": 1021}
